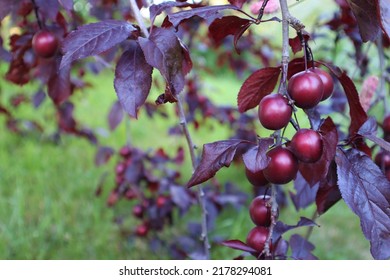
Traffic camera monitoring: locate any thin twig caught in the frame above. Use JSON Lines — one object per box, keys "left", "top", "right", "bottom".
{"left": 31, "top": 0, "right": 43, "bottom": 29}
{"left": 304, "top": 209, "right": 318, "bottom": 240}
{"left": 262, "top": 0, "right": 292, "bottom": 258}
{"left": 129, "top": 0, "right": 149, "bottom": 37}
{"left": 177, "top": 95, "right": 210, "bottom": 259}
{"left": 377, "top": 36, "right": 389, "bottom": 115}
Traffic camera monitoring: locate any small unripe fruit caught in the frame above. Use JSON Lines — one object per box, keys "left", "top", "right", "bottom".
{"left": 258, "top": 94, "right": 292, "bottom": 130}
{"left": 32, "top": 30, "right": 58, "bottom": 58}
{"left": 290, "top": 129, "right": 323, "bottom": 163}
{"left": 263, "top": 146, "right": 298, "bottom": 184}
{"left": 246, "top": 226, "right": 269, "bottom": 252}
{"left": 119, "top": 146, "right": 131, "bottom": 158}
{"left": 288, "top": 71, "right": 324, "bottom": 109}
{"left": 245, "top": 167, "right": 269, "bottom": 186}
{"left": 249, "top": 196, "right": 271, "bottom": 227}
{"left": 309, "top": 67, "right": 334, "bottom": 101}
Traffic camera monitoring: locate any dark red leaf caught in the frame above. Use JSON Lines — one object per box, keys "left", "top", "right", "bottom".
{"left": 346, "top": 0, "right": 381, "bottom": 42}
{"left": 287, "top": 57, "right": 305, "bottom": 79}
{"left": 335, "top": 148, "right": 390, "bottom": 260}
{"left": 162, "top": 4, "right": 240, "bottom": 28}
{"left": 289, "top": 234, "right": 318, "bottom": 260}
{"left": 322, "top": 64, "right": 368, "bottom": 136}
{"left": 299, "top": 117, "right": 338, "bottom": 186}
{"left": 209, "top": 16, "right": 253, "bottom": 50}
{"left": 60, "top": 20, "right": 137, "bottom": 69}
{"left": 187, "top": 139, "right": 251, "bottom": 187}
{"left": 95, "top": 146, "right": 114, "bottom": 166}
{"left": 377, "top": 0, "right": 390, "bottom": 39}
{"left": 48, "top": 64, "right": 71, "bottom": 105}
{"left": 139, "top": 28, "right": 190, "bottom": 102}
{"left": 290, "top": 172, "right": 319, "bottom": 211}
{"left": 242, "top": 137, "right": 273, "bottom": 172}
{"left": 315, "top": 161, "right": 341, "bottom": 215}
{"left": 288, "top": 33, "right": 310, "bottom": 54}
{"left": 237, "top": 67, "right": 280, "bottom": 113}
{"left": 358, "top": 117, "right": 390, "bottom": 152}
{"left": 221, "top": 240, "right": 257, "bottom": 254}
{"left": 108, "top": 100, "right": 124, "bottom": 131}
{"left": 273, "top": 217, "right": 318, "bottom": 241}
{"left": 114, "top": 42, "right": 153, "bottom": 118}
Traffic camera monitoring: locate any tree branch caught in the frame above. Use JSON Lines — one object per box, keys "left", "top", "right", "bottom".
{"left": 177, "top": 95, "right": 210, "bottom": 260}
{"left": 129, "top": 0, "right": 149, "bottom": 37}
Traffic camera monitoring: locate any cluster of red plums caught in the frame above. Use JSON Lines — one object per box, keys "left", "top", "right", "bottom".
{"left": 32, "top": 30, "right": 58, "bottom": 58}
{"left": 247, "top": 68, "right": 333, "bottom": 186}
{"left": 375, "top": 115, "right": 390, "bottom": 180}
{"left": 245, "top": 195, "right": 274, "bottom": 253}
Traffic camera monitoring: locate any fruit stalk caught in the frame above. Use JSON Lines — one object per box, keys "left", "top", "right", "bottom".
{"left": 30, "top": 0, "right": 42, "bottom": 29}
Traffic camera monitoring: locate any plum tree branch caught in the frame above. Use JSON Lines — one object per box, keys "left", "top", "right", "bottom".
{"left": 129, "top": 0, "right": 149, "bottom": 37}
{"left": 177, "top": 95, "right": 210, "bottom": 260}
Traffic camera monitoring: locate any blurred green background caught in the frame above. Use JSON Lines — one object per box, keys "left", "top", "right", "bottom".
{"left": 0, "top": 0, "right": 376, "bottom": 259}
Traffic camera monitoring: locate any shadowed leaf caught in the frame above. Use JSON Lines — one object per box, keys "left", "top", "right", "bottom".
{"left": 358, "top": 117, "right": 390, "bottom": 152}
{"left": 187, "top": 139, "right": 252, "bottom": 187}
{"left": 221, "top": 240, "right": 257, "bottom": 253}
{"left": 108, "top": 100, "right": 124, "bottom": 131}
{"left": 290, "top": 234, "right": 318, "bottom": 260}
{"left": 242, "top": 137, "right": 273, "bottom": 172}
{"left": 335, "top": 148, "right": 390, "bottom": 260}
{"left": 114, "top": 42, "right": 153, "bottom": 118}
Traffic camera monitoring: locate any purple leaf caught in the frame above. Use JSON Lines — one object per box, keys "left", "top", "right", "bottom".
{"left": 221, "top": 240, "right": 257, "bottom": 254}
{"left": 58, "top": 0, "right": 74, "bottom": 11}
{"left": 170, "top": 185, "right": 193, "bottom": 212}
{"left": 60, "top": 20, "right": 136, "bottom": 69}
{"left": 48, "top": 63, "right": 71, "bottom": 105}
{"left": 377, "top": 0, "right": 390, "bottom": 39}
{"left": 33, "top": 90, "right": 46, "bottom": 108}
{"left": 237, "top": 67, "right": 281, "bottom": 113}
{"left": 0, "top": 0, "right": 22, "bottom": 20}
{"left": 139, "top": 28, "right": 191, "bottom": 103}
{"left": 114, "top": 42, "right": 153, "bottom": 118}
{"left": 0, "top": 36, "right": 11, "bottom": 62}
{"left": 290, "top": 234, "right": 318, "bottom": 260}
{"left": 273, "top": 217, "right": 318, "bottom": 241}
{"left": 162, "top": 4, "right": 240, "bottom": 28}
{"left": 358, "top": 117, "right": 390, "bottom": 152}
{"left": 95, "top": 146, "right": 114, "bottom": 166}
{"left": 149, "top": 1, "right": 192, "bottom": 24}
{"left": 108, "top": 100, "right": 124, "bottom": 131}
{"left": 335, "top": 148, "right": 390, "bottom": 260}
{"left": 315, "top": 161, "right": 341, "bottom": 215}
{"left": 299, "top": 117, "right": 338, "bottom": 186}
{"left": 187, "top": 139, "right": 251, "bottom": 187}
{"left": 242, "top": 137, "right": 273, "bottom": 172}
{"left": 345, "top": 0, "right": 381, "bottom": 42}
{"left": 36, "top": 0, "right": 59, "bottom": 20}
{"left": 208, "top": 16, "right": 253, "bottom": 51}
{"left": 290, "top": 172, "right": 319, "bottom": 211}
